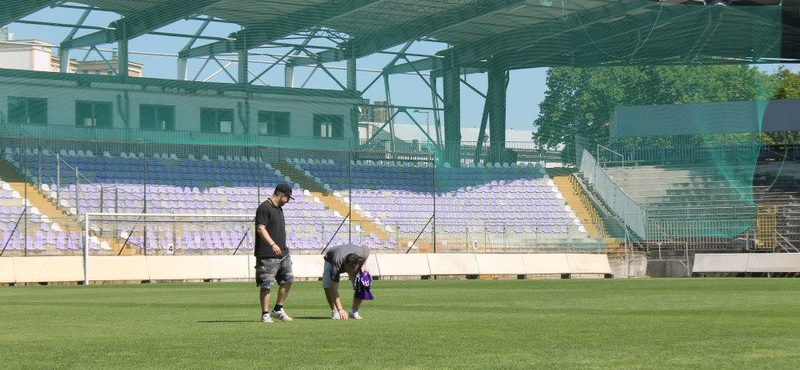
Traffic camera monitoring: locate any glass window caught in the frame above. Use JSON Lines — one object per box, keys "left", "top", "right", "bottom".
{"left": 258, "top": 111, "right": 290, "bottom": 136}
{"left": 200, "top": 108, "right": 234, "bottom": 133}
{"left": 75, "top": 101, "right": 112, "bottom": 128}
{"left": 313, "top": 114, "right": 344, "bottom": 138}
{"left": 140, "top": 105, "right": 175, "bottom": 131}
{"left": 7, "top": 97, "right": 47, "bottom": 125}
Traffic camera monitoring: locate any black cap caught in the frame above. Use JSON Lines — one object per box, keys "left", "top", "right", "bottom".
{"left": 275, "top": 183, "right": 294, "bottom": 199}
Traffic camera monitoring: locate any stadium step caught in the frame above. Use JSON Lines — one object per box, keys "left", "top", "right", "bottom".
{"left": 306, "top": 190, "right": 396, "bottom": 246}
{"left": 271, "top": 161, "right": 327, "bottom": 194}
{"left": 551, "top": 173, "right": 605, "bottom": 239}
{"left": 603, "top": 238, "right": 627, "bottom": 259}
{"left": 0, "top": 158, "right": 129, "bottom": 254}
{"left": 271, "top": 161, "right": 398, "bottom": 248}
{"left": 0, "top": 160, "right": 80, "bottom": 229}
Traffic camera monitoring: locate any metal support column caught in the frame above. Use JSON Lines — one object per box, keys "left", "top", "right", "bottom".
{"left": 442, "top": 58, "right": 461, "bottom": 167}
{"left": 285, "top": 65, "right": 294, "bottom": 87}
{"left": 118, "top": 34, "right": 129, "bottom": 77}
{"left": 238, "top": 49, "right": 248, "bottom": 84}
{"left": 347, "top": 51, "right": 360, "bottom": 145}
{"left": 177, "top": 58, "right": 188, "bottom": 80}
{"left": 60, "top": 48, "right": 71, "bottom": 73}
{"left": 488, "top": 64, "right": 507, "bottom": 164}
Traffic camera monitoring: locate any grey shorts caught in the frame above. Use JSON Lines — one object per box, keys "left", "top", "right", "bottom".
{"left": 322, "top": 261, "right": 355, "bottom": 289}
{"left": 255, "top": 255, "right": 294, "bottom": 289}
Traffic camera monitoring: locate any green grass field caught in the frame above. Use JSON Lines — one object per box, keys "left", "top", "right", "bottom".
{"left": 1, "top": 279, "right": 799, "bottom": 370}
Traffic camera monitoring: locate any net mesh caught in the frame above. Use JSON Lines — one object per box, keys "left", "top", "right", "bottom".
{"left": 0, "top": 1, "right": 795, "bottom": 256}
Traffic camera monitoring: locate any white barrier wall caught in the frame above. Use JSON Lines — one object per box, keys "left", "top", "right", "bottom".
{"left": 12, "top": 256, "right": 84, "bottom": 283}
{"left": 290, "top": 255, "right": 326, "bottom": 278}
{"left": 88, "top": 256, "right": 149, "bottom": 281}
{"left": 521, "top": 254, "right": 571, "bottom": 274}
{"left": 475, "top": 254, "right": 526, "bottom": 275}
{"left": 428, "top": 254, "right": 479, "bottom": 275}
{"left": 0, "top": 258, "right": 15, "bottom": 283}
{"left": 694, "top": 253, "right": 800, "bottom": 273}
{"left": 374, "top": 254, "right": 431, "bottom": 276}
{"left": 0, "top": 253, "right": 614, "bottom": 284}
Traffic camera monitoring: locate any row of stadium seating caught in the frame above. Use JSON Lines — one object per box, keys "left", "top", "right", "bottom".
{"left": 1, "top": 146, "right": 592, "bottom": 254}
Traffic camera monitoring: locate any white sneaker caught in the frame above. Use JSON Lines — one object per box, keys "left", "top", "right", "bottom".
{"left": 331, "top": 311, "right": 341, "bottom": 320}
{"left": 349, "top": 311, "right": 362, "bottom": 320}
{"left": 261, "top": 313, "right": 273, "bottom": 323}
{"left": 270, "top": 309, "right": 293, "bottom": 322}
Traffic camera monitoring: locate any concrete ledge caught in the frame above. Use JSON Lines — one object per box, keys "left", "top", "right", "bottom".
{"left": 207, "top": 255, "right": 250, "bottom": 280}
{"left": 521, "top": 254, "right": 570, "bottom": 274}
{"left": 12, "top": 256, "right": 83, "bottom": 283}
{"left": 2, "top": 253, "right": 614, "bottom": 283}
{"left": 374, "top": 254, "right": 431, "bottom": 276}
{"left": 363, "top": 255, "right": 381, "bottom": 277}
{"left": 693, "top": 254, "right": 749, "bottom": 273}
{"left": 146, "top": 256, "right": 211, "bottom": 281}
{"left": 746, "top": 254, "right": 800, "bottom": 273}
{"left": 290, "top": 255, "right": 325, "bottom": 279}
{"left": 0, "top": 258, "right": 15, "bottom": 283}
{"left": 476, "top": 254, "right": 526, "bottom": 275}
{"left": 428, "top": 254, "right": 479, "bottom": 275}
{"left": 566, "top": 254, "right": 613, "bottom": 274}
{"left": 88, "top": 256, "right": 149, "bottom": 281}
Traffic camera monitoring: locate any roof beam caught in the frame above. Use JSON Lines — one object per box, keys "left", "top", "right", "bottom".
{"left": 440, "top": 0, "right": 662, "bottom": 67}
{"left": 61, "top": 0, "right": 222, "bottom": 49}
{"left": 496, "top": 4, "right": 775, "bottom": 69}
{"left": 387, "top": 56, "right": 486, "bottom": 77}
{"left": 1, "top": 0, "right": 58, "bottom": 27}
{"left": 385, "top": 57, "right": 443, "bottom": 75}
{"left": 290, "top": 0, "right": 527, "bottom": 67}
{"left": 179, "top": 0, "right": 383, "bottom": 59}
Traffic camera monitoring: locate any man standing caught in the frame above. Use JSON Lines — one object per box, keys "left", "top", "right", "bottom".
{"left": 255, "top": 183, "right": 295, "bottom": 323}
{"left": 323, "top": 243, "right": 370, "bottom": 320}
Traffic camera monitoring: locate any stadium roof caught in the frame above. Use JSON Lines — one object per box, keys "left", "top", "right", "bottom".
{"left": 3, "top": 0, "right": 800, "bottom": 73}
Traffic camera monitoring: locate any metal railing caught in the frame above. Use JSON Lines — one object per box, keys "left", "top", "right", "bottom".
{"left": 579, "top": 149, "right": 649, "bottom": 239}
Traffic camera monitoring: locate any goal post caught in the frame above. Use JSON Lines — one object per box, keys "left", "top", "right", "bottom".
{"left": 83, "top": 212, "right": 256, "bottom": 258}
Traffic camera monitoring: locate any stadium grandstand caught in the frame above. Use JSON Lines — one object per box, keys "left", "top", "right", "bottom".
{"left": 1, "top": 0, "right": 800, "bottom": 284}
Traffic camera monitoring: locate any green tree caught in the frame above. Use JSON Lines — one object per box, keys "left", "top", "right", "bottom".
{"left": 767, "top": 68, "right": 800, "bottom": 144}
{"left": 772, "top": 67, "right": 800, "bottom": 100}
{"left": 533, "top": 65, "right": 775, "bottom": 163}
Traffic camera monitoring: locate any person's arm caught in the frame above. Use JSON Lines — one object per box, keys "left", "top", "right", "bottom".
{"left": 256, "top": 224, "right": 281, "bottom": 257}
{"left": 324, "top": 282, "right": 349, "bottom": 320}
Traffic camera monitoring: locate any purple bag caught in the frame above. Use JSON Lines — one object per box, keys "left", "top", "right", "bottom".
{"left": 354, "top": 270, "right": 374, "bottom": 300}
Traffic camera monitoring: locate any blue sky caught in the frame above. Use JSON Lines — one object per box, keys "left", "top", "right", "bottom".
{"left": 5, "top": 6, "right": 547, "bottom": 133}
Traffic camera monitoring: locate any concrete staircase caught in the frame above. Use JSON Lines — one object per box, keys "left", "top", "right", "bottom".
{"left": 271, "top": 161, "right": 397, "bottom": 247}
{"left": 549, "top": 170, "right": 625, "bottom": 256}
{"left": 0, "top": 159, "right": 80, "bottom": 230}
{"left": 0, "top": 159, "right": 134, "bottom": 255}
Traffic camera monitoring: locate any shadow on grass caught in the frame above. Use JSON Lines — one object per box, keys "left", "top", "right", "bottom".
{"left": 291, "top": 316, "right": 330, "bottom": 320}
{"left": 198, "top": 317, "right": 330, "bottom": 323}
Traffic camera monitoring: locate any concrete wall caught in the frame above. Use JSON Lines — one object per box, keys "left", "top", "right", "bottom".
{"left": 693, "top": 253, "right": 800, "bottom": 273}
{"left": 0, "top": 75, "right": 356, "bottom": 139}
{"left": 0, "top": 253, "right": 614, "bottom": 284}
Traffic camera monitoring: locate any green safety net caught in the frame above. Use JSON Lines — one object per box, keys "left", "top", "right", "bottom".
{"left": 533, "top": 4, "right": 783, "bottom": 243}
{"left": 0, "top": 1, "right": 791, "bottom": 255}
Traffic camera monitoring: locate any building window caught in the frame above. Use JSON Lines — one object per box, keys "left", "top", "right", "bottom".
{"left": 75, "top": 101, "right": 112, "bottom": 128}
{"left": 200, "top": 108, "right": 234, "bottom": 133}
{"left": 258, "top": 111, "right": 290, "bottom": 136}
{"left": 140, "top": 105, "right": 175, "bottom": 131}
{"left": 313, "top": 114, "right": 344, "bottom": 138}
{"left": 8, "top": 97, "right": 47, "bottom": 125}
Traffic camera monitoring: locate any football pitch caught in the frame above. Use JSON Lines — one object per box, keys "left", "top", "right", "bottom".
{"left": 1, "top": 279, "right": 798, "bottom": 370}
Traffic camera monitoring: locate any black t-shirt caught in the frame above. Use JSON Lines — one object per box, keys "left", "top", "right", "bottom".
{"left": 254, "top": 199, "right": 288, "bottom": 258}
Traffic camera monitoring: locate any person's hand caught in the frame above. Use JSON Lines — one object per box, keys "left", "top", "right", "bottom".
{"left": 271, "top": 244, "right": 282, "bottom": 257}
{"left": 338, "top": 309, "right": 349, "bottom": 320}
